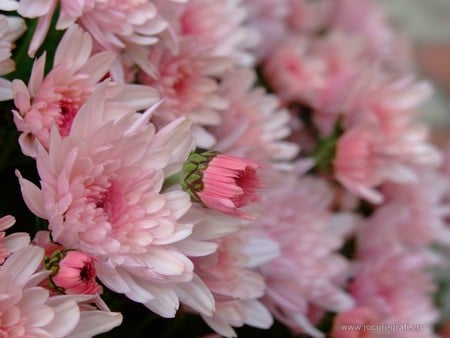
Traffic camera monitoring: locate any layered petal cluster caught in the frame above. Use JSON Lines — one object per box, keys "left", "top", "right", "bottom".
{"left": 345, "top": 247, "right": 441, "bottom": 338}
{"left": 0, "top": 215, "right": 29, "bottom": 264}
{"left": 358, "top": 167, "right": 450, "bottom": 253}
{"left": 0, "top": 14, "right": 26, "bottom": 101}
{"left": 139, "top": 40, "right": 230, "bottom": 147}
{"left": 17, "top": 84, "right": 199, "bottom": 316}
{"left": 17, "top": 0, "right": 169, "bottom": 57}
{"left": 209, "top": 68, "right": 298, "bottom": 168}
{"left": 173, "top": 0, "right": 259, "bottom": 66}
{"left": 256, "top": 172, "right": 356, "bottom": 337}
{"left": 335, "top": 73, "right": 442, "bottom": 203}
{"left": 177, "top": 206, "right": 278, "bottom": 337}
{"left": 12, "top": 25, "right": 158, "bottom": 157}
{"left": 0, "top": 245, "right": 122, "bottom": 337}
{"left": 263, "top": 32, "right": 365, "bottom": 119}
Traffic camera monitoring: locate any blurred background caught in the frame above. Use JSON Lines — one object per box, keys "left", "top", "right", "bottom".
{"left": 379, "top": 0, "right": 450, "bottom": 146}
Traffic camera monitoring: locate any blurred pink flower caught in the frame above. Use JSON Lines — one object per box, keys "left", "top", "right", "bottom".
{"left": 256, "top": 172, "right": 356, "bottom": 337}
{"left": 330, "top": 0, "right": 395, "bottom": 60}
{"left": 139, "top": 40, "right": 230, "bottom": 147}
{"left": 175, "top": 0, "right": 259, "bottom": 66}
{"left": 0, "top": 215, "right": 29, "bottom": 264}
{"left": 16, "top": 84, "right": 206, "bottom": 317}
{"left": 0, "top": 245, "right": 122, "bottom": 337}
{"left": 12, "top": 25, "right": 158, "bottom": 158}
{"left": 178, "top": 206, "right": 278, "bottom": 337}
{"left": 193, "top": 153, "right": 263, "bottom": 219}
{"left": 18, "top": 0, "right": 167, "bottom": 58}
{"left": 334, "top": 126, "right": 385, "bottom": 204}
{"left": 335, "top": 73, "right": 442, "bottom": 204}
{"left": 264, "top": 32, "right": 365, "bottom": 130}
{"left": 357, "top": 168, "right": 450, "bottom": 254}
{"left": 263, "top": 36, "right": 325, "bottom": 105}
{"left": 210, "top": 68, "right": 299, "bottom": 168}
{"left": 243, "top": 0, "right": 289, "bottom": 61}
{"left": 350, "top": 248, "right": 440, "bottom": 338}
{"left": 331, "top": 307, "right": 376, "bottom": 338}
{"left": 0, "top": 14, "right": 26, "bottom": 101}
{"left": 49, "top": 250, "right": 102, "bottom": 295}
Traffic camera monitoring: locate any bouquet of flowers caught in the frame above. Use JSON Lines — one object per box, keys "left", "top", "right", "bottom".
{"left": 1, "top": 0, "right": 450, "bottom": 337}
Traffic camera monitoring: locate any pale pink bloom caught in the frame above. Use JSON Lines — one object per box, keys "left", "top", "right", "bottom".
{"left": 209, "top": 68, "right": 298, "bottom": 168}
{"left": 256, "top": 172, "right": 356, "bottom": 337}
{"left": 330, "top": 0, "right": 395, "bottom": 60}
{"left": 334, "top": 126, "right": 385, "bottom": 205}
{"left": 161, "top": 0, "right": 259, "bottom": 66}
{"left": 263, "top": 35, "right": 325, "bottom": 105}
{"left": 357, "top": 168, "right": 450, "bottom": 254}
{"left": 0, "top": 245, "right": 122, "bottom": 337}
{"left": 178, "top": 206, "right": 278, "bottom": 337}
{"left": 0, "top": 215, "right": 29, "bottom": 264}
{"left": 0, "top": 15, "right": 26, "bottom": 101}
{"left": 243, "top": 0, "right": 290, "bottom": 61}
{"left": 139, "top": 40, "right": 230, "bottom": 148}
{"left": 286, "top": 0, "right": 332, "bottom": 33}
{"left": 350, "top": 248, "right": 440, "bottom": 338}
{"left": 16, "top": 84, "right": 207, "bottom": 318}
{"left": 331, "top": 307, "right": 377, "bottom": 338}
{"left": 195, "top": 154, "right": 263, "bottom": 219}
{"left": 335, "top": 73, "right": 442, "bottom": 203}
{"left": 12, "top": 25, "right": 158, "bottom": 158}
{"left": 18, "top": 0, "right": 167, "bottom": 58}
{"left": 264, "top": 32, "right": 366, "bottom": 128}
{"left": 50, "top": 250, "right": 102, "bottom": 295}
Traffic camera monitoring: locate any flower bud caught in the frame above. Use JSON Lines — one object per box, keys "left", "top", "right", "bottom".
{"left": 181, "top": 151, "right": 263, "bottom": 218}
{"left": 45, "top": 249, "right": 101, "bottom": 295}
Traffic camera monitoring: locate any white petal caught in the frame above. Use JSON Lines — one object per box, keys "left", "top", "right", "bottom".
{"left": 176, "top": 275, "right": 215, "bottom": 316}
{"left": 16, "top": 170, "right": 46, "bottom": 218}
{"left": 1, "top": 246, "right": 44, "bottom": 285}
{"left": 43, "top": 298, "right": 80, "bottom": 338}
{"left": 65, "top": 311, "right": 123, "bottom": 338}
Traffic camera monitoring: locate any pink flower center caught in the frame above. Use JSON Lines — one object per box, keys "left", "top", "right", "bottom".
{"left": 91, "top": 180, "right": 126, "bottom": 224}
{"left": 58, "top": 98, "right": 80, "bottom": 137}
{"left": 80, "top": 261, "right": 96, "bottom": 282}
{"left": 232, "top": 167, "right": 259, "bottom": 207}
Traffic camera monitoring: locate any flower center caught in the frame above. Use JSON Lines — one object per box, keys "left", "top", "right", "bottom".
{"left": 90, "top": 180, "right": 126, "bottom": 224}
{"left": 58, "top": 98, "right": 80, "bottom": 137}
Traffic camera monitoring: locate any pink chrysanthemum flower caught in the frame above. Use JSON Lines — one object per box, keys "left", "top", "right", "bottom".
{"left": 335, "top": 73, "right": 442, "bottom": 204}
{"left": 0, "top": 14, "right": 26, "bottom": 101}
{"left": 195, "top": 233, "right": 275, "bottom": 337}
{"left": 243, "top": 0, "right": 290, "bottom": 61}
{"left": 256, "top": 172, "right": 356, "bottom": 338}
{"left": 12, "top": 25, "right": 158, "bottom": 158}
{"left": 17, "top": 0, "right": 168, "bottom": 58}
{"left": 209, "top": 69, "right": 299, "bottom": 168}
{"left": 17, "top": 84, "right": 208, "bottom": 317}
{"left": 0, "top": 245, "right": 123, "bottom": 337}
{"left": 263, "top": 32, "right": 365, "bottom": 123}
{"left": 139, "top": 40, "right": 230, "bottom": 147}
{"left": 174, "top": 0, "right": 259, "bottom": 66}
{"left": 357, "top": 167, "right": 450, "bottom": 253}
{"left": 330, "top": 306, "right": 377, "bottom": 338}
{"left": 349, "top": 248, "right": 441, "bottom": 338}
{"left": 176, "top": 205, "right": 278, "bottom": 337}
{"left": 0, "top": 215, "right": 29, "bottom": 264}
